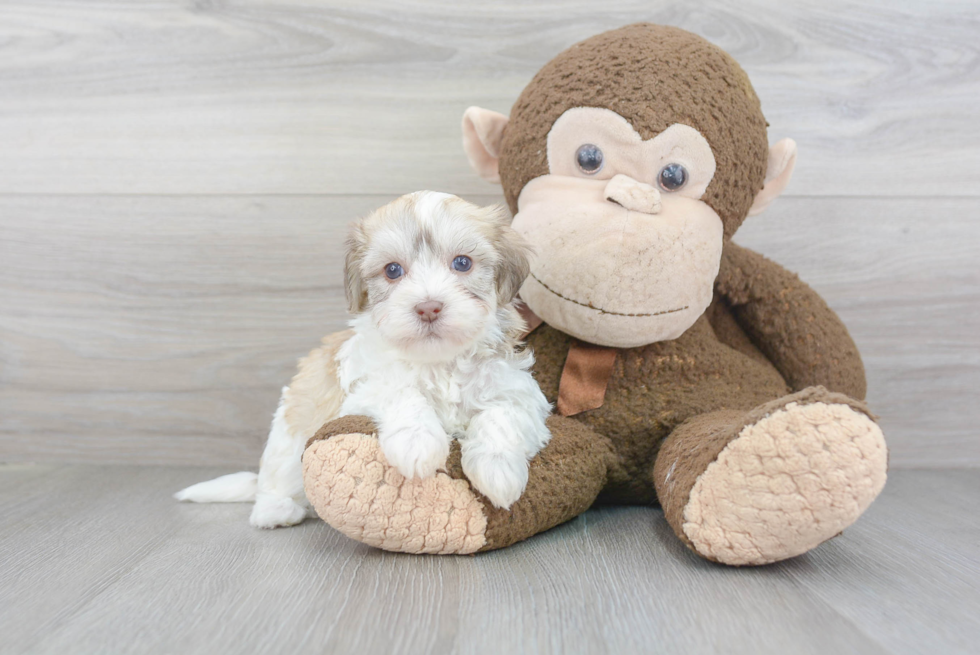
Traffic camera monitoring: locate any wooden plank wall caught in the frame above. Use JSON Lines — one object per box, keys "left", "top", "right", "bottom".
{"left": 1, "top": 0, "right": 977, "bottom": 467}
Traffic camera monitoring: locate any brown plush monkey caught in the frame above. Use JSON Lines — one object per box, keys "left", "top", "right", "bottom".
{"left": 302, "top": 23, "right": 887, "bottom": 565}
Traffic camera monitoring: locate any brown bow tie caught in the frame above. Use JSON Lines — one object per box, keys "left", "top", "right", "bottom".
{"left": 517, "top": 303, "right": 618, "bottom": 417}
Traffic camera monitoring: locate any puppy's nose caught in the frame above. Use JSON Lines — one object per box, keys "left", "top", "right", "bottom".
{"left": 604, "top": 173, "right": 662, "bottom": 214}
{"left": 415, "top": 301, "right": 443, "bottom": 323}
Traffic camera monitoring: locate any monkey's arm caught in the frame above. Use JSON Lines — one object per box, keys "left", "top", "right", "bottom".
{"left": 714, "top": 241, "right": 867, "bottom": 399}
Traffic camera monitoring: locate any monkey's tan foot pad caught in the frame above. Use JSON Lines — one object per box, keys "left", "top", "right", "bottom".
{"left": 683, "top": 402, "right": 887, "bottom": 566}
{"left": 302, "top": 432, "right": 488, "bottom": 555}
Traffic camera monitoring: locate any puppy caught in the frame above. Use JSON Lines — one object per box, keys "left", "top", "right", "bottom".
{"left": 175, "top": 192, "right": 552, "bottom": 526}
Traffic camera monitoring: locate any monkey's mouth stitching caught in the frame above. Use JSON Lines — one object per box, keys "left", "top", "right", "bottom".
{"left": 529, "top": 273, "right": 688, "bottom": 318}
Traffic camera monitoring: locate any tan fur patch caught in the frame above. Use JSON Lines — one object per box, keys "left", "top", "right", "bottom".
{"left": 682, "top": 401, "right": 887, "bottom": 565}
{"left": 303, "top": 432, "right": 488, "bottom": 554}
{"left": 282, "top": 330, "right": 353, "bottom": 441}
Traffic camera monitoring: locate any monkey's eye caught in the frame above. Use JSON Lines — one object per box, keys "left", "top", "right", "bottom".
{"left": 451, "top": 255, "right": 472, "bottom": 272}
{"left": 575, "top": 144, "right": 603, "bottom": 175}
{"left": 658, "top": 163, "right": 688, "bottom": 191}
{"left": 384, "top": 263, "right": 404, "bottom": 280}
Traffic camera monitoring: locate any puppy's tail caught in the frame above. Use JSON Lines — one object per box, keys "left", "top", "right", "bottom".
{"left": 174, "top": 471, "right": 258, "bottom": 503}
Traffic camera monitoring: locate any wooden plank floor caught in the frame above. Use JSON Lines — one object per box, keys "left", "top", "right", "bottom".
{"left": 0, "top": 465, "right": 977, "bottom": 655}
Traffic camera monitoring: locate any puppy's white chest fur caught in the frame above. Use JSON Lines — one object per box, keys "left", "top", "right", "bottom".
{"left": 407, "top": 365, "right": 469, "bottom": 435}
{"left": 337, "top": 314, "right": 525, "bottom": 436}
{"left": 340, "top": 345, "right": 470, "bottom": 435}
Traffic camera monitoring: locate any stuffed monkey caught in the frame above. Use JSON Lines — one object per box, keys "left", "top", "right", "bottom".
{"left": 301, "top": 23, "right": 887, "bottom": 565}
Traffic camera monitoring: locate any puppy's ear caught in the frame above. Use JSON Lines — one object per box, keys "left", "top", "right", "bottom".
{"left": 482, "top": 205, "right": 533, "bottom": 305}
{"left": 344, "top": 221, "right": 369, "bottom": 314}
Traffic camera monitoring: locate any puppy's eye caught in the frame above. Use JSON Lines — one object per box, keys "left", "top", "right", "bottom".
{"left": 451, "top": 255, "right": 472, "bottom": 273}
{"left": 384, "top": 263, "right": 404, "bottom": 280}
{"left": 575, "top": 144, "right": 603, "bottom": 175}
{"left": 658, "top": 163, "right": 688, "bottom": 191}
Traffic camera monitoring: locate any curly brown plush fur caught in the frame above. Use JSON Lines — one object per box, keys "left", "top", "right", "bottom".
{"left": 499, "top": 23, "right": 769, "bottom": 239}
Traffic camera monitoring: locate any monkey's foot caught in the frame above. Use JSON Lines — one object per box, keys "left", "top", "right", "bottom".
{"left": 302, "top": 417, "right": 488, "bottom": 554}
{"left": 681, "top": 398, "right": 887, "bottom": 566}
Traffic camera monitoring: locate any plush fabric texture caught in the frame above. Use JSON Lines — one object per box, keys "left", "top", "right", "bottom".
{"left": 528, "top": 317, "right": 784, "bottom": 505}
{"left": 305, "top": 414, "right": 377, "bottom": 451}
{"left": 717, "top": 242, "right": 867, "bottom": 399}
{"left": 514, "top": 173, "right": 725, "bottom": 348}
{"left": 303, "top": 415, "right": 612, "bottom": 553}
{"left": 474, "top": 415, "right": 612, "bottom": 551}
{"left": 525, "top": 242, "right": 867, "bottom": 504}
{"left": 303, "top": 428, "right": 489, "bottom": 555}
{"left": 498, "top": 23, "right": 769, "bottom": 239}
{"left": 652, "top": 387, "right": 881, "bottom": 563}
{"left": 679, "top": 399, "right": 886, "bottom": 565}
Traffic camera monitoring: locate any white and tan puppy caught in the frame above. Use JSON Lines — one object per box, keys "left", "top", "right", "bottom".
{"left": 175, "top": 192, "right": 552, "bottom": 527}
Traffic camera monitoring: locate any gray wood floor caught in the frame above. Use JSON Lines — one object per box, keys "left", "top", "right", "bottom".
{"left": 0, "top": 465, "right": 977, "bottom": 655}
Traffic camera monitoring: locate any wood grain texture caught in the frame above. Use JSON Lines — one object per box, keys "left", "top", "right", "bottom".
{"left": 0, "top": 195, "right": 364, "bottom": 465}
{"left": 0, "top": 0, "right": 978, "bottom": 196}
{"left": 0, "top": 465, "right": 976, "bottom": 654}
{"left": 2, "top": 195, "right": 977, "bottom": 467}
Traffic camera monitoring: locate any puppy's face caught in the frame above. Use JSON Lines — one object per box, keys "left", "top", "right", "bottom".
{"left": 345, "top": 192, "right": 532, "bottom": 361}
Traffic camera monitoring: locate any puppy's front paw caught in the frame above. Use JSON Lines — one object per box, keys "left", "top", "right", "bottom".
{"left": 463, "top": 451, "right": 529, "bottom": 510}
{"left": 380, "top": 426, "right": 450, "bottom": 480}
{"left": 250, "top": 493, "right": 310, "bottom": 529}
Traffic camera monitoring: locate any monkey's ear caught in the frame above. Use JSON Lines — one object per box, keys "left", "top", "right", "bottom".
{"left": 344, "top": 222, "right": 369, "bottom": 314}
{"left": 748, "top": 138, "right": 797, "bottom": 217}
{"left": 462, "top": 107, "right": 509, "bottom": 184}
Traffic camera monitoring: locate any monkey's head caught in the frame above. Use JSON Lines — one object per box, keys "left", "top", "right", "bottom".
{"left": 462, "top": 23, "right": 797, "bottom": 348}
